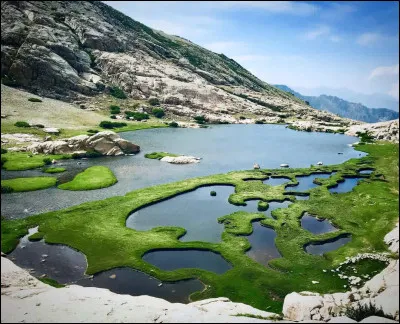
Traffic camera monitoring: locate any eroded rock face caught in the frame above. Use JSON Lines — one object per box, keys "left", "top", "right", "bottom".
{"left": 26, "top": 131, "right": 139, "bottom": 156}
{"left": 346, "top": 119, "right": 399, "bottom": 143}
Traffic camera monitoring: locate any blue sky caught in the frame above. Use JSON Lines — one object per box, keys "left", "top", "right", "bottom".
{"left": 104, "top": 1, "right": 399, "bottom": 105}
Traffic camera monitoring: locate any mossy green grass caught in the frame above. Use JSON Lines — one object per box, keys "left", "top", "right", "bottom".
{"left": 1, "top": 176, "right": 57, "bottom": 192}
{"left": 144, "top": 152, "right": 179, "bottom": 160}
{"left": 58, "top": 166, "right": 117, "bottom": 191}
{"left": 1, "top": 151, "right": 70, "bottom": 171}
{"left": 1, "top": 143, "right": 398, "bottom": 313}
{"left": 43, "top": 167, "right": 66, "bottom": 173}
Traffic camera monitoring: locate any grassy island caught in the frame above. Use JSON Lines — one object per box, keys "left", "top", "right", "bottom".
{"left": 144, "top": 152, "right": 179, "bottom": 160}
{"left": 1, "top": 142, "right": 398, "bottom": 312}
{"left": 1, "top": 176, "right": 57, "bottom": 193}
{"left": 58, "top": 166, "right": 117, "bottom": 191}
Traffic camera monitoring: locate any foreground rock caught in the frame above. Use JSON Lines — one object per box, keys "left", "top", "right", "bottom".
{"left": 283, "top": 223, "right": 399, "bottom": 322}
{"left": 27, "top": 131, "right": 140, "bottom": 156}
{"left": 346, "top": 119, "right": 399, "bottom": 143}
{"left": 160, "top": 155, "right": 201, "bottom": 164}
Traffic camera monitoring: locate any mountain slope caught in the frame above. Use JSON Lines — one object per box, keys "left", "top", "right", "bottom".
{"left": 274, "top": 85, "right": 399, "bottom": 123}
{"left": 1, "top": 1, "right": 356, "bottom": 127}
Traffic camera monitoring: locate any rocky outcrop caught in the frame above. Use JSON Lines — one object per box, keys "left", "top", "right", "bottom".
{"left": 26, "top": 131, "right": 140, "bottom": 156}
{"left": 160, "top": 156, "right": 201, "bottom": 164}
{"left": 283, "top": 223, "right": 399, "bottom": 322}
{"left": 346, "top": 120, "right": 399, "bottom": 143}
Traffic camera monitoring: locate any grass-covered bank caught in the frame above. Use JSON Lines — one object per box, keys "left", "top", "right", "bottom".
{"left": 1, "top": 143, "right": 398, "bottom": 312}
{"left": 1, "top": 151, "right": 71, "bottom": 171}
{"left": 58, "top": 166, "right": 117, "bottom": 191}
{"left": 1, "top": 176, "right": 57, "bottom": 193}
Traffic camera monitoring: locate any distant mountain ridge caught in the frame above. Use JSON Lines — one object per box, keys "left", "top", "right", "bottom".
{"left": 274, "top": 85, "right": 399, "bottom": 123}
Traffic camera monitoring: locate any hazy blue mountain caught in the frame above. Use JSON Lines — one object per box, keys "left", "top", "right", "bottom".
{"left": 274, "top": 85, "right": 399, "bottom": 123}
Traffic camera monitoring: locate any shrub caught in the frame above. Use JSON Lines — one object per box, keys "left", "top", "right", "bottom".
{"left": 169, "top": 121, "right": 179, "bottom": 128}
{"left": 345, "top": 302, "right": 395, "bottom": 322}
{"left": 148, "top": 97, "right": 160, "bottom": 106}
{"left": 1, "top": 185, "right": 14, "bottom": 193}
{"left": 210, "top": 191, "right": 217, "bottom": 196}
{"left": 194, "top": 115, "right": 207, "bottom": 124}
{"left": 255, "top": 120, "right": 264, "bottom": 124}
{"left": 28, "top": 97, "right": 42, "bottom": 102}
{"left": 85, "top": 150, "right": 102, "bottom": 158}
{"left": 109, "top": 105, "right": 121, "bottom": 114}
{"left": 99, "top": 121, "right": 127, "bottom": 129}
{"left": 125, "top": 111, "right": 149, "bottom": 121}
{"left": 43, "top": 158, "right": 52, "bottom": 165}
{"left": 239, "top": 116, "right": 246, "bottom": 120}
{"left": 33, "top": 124, "right": 45, "bottom": 128}
{"left": 109, "top": 86, "right": 127, "bottom": 99}
{"left": 356, "top": 131, "right": 374, "bottom": 143}
{"left": 305, "top": 101, "right": 310, "bottom": 105}
{"left": 14, "top": 121, "right": 30, "bottom": 128}
{"left": 110, "top": 115, "right": 117, "bottom": 119}
{"left": 1, "top": 148, "right": 7, "bottom": 154}
{"left": 152, "top": 108, "right": 165, "bottom": 118}
{"left": 87, "top": 129, "right": 99, "bottom": 134}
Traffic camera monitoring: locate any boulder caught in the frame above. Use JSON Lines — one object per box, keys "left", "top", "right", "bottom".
{"left": 43, "top": 127, "right": 60, "bottom": 134}
{"left": 26, "top": 131, "right": 140, "bottom": 156}
{"left": 160, "top": 156, "right": 201, "bottom": 164}
{"left": 282, "top": 292, "right": 324, "bottom": 321}
{"left": 359, "top": 316, "right": 398, "bottom": 323}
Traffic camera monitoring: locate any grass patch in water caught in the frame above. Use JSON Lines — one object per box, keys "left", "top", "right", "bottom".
{"left": 58, "top": 166, "right": 117, "bottom": 191}
{"left": 144, "top": 152, "right": 179, "bottom": 160}
{"left": 1, "top": 143, "right": 398, "bottom": 313}
{"left": 43, "top": 167, "right": 66, "bottom": 173}
{"left": 1, "top": 177, "right": 57, "bottom": 192}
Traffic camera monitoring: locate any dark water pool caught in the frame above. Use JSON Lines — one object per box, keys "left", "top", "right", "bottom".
{"left": 245, "top": 223, "right": 281, "bottom": 265}
{"left": 301, "top": 213, "right": 338, "bottom": 235}
{"left": 8, "top": 229, "right": 204, "bottom": 302}
{"left": 2, "top": 124, "right": 364, "bottom": 219}
{"left": 304, "top": 235, "right": 352, "bottom": 255}
{"left": 329, "top": 177, "right": 364, "bottom": 193}
{"left": 263, "top": 177, "right": 290, "bottom": 186}
{"left": 142, "top": 249, "right": 232, "bottom": 274}
{"left": 285, "top": 173, "right": 336, "bottom": 192}
{"left": 76, "top": 268, "right": 204, "bottom": 303}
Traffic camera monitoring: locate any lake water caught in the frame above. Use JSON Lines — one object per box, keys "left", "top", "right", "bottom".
{"left": 301, "top": 213, "right": 338, "bottom": 234}
{"left": 304, "top": 235, "right": 352, "bottom": 255}
{"left": 285, "top": 173, "right": 336, "bottom": 192}
{"left": 329, "top": 177, "right": 364, "bottom": 193}
{"left": 1, "top": 124, "right": 364, "bottom": 219}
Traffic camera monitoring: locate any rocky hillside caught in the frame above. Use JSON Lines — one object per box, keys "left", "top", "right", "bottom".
{"left": 274, "top": 85, "right": 399, "bottom": 123}
{"left": 1, "top": 1, "right": 357, "bottom": 127}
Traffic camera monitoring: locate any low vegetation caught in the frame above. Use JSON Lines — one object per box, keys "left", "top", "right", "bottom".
{"left": 38, "top": 277, "right": 65, "bottom": 288}
{"left": 125, "top": 111, "right": 149, "bottom": 121}
{"left": 99, "top": 120, "right": 127, "bottom": 129}
{"left": 58, "top": 166, "right": 117, "bottom": 191}
{"left": 1, "top": 177, "right": 57, "bottom": 193}
{"left": 109, "top": 86, "right": 127, "bottom": 99}
{"left": 1, "top": 151, "right": 70, "bottom": 171}
{"left": 1, "top": 143, "right": 398, "bottom": 313}
{"left": 28, "top": 97, "right": 42, "bottom": 102}
{"left": 144, "top": 152, "right": 179, "bottom": 160}
{"left": 42, "top": 167, "right": 66, "bottom": 173}
{"left": 148, "top": 98, "right": 160, "bottom": 106}
{"left": 169, "top": 121, "right": 179, "bottom": 128}
{"left": 109, "top": 105, "right": 121, "bottom": 114}
{"left": 194, "top": 115, "right": 207, "bottom": 124}
{"left": 152, "top": 108, "right": 165, "bottom": 118}
{"left": 14, "top": 121, "right": 31, "bottom": 128}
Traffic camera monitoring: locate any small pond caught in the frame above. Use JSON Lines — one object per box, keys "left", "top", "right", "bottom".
{"left": 329, "top": 177, "right": 364, "bottom": 193}
{"left": 142, "top": 250, "right": 232, "bottom": 274}
{"left": 8, "top": 229, "right": 204, "bottom": 303}
{"left": 359, "top": 169, "right": 374, "bottom": 175}
{"left": 301, "top": 213, "right": 338, "bottom": 235}
{"left": 76, "top": 268, "right": 204, "bottom": 303}
{"left": 304, "top": 235, "right": 352, "bottom": 255}
{"left": 245, "top": 223, "right": 281, "bottom": 265}
{"left": 285, "top": 173, "right": 336, "bottom": 192}
{"left": 263, "top": 177, "right": 290, "bottom": 186}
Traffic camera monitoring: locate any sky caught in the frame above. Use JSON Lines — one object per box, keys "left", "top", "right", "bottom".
{"left": 104, "top": 1, "right": 399, "bottom": 107}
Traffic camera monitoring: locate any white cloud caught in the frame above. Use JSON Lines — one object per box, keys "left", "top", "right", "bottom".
{"left": 213, "top": 1, "right": 318, "bottom": 16}
{"left": 330, "top": 35, "right": 341, "bottom": 42}
{"left": 388, "top": 81, "right": 399, "bottom": 100}
{"left": 368, "top": 64, "right": 399, "bottom": 80}
{"left": 356, "top": 32, "right": 383, "bottom": 46}
{"left": 303, "top": 25, "right": 331, "bottom": 40}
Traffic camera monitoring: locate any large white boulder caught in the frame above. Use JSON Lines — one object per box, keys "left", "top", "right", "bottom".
{"left": 160, "top": 155, "right": 201, "bottom": 164}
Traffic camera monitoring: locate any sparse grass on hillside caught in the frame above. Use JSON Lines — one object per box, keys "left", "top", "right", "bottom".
{"left": 1, "top": 176, "right": 57, "bottom": 192}
{"left": 58, "top": 166, "right": 117, "bottom": 191}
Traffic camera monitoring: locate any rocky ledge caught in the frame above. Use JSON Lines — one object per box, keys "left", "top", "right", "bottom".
{"left": 345, "top": 119, "right": 399, "bottom": 143}
{"left": 25, "top": 131, "right": 140, "bottom": 156}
